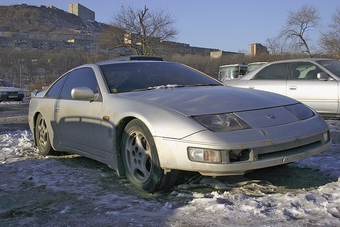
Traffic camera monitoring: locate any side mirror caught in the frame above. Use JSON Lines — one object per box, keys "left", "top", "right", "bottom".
{"left": 317, "top": 72, "right": 330, "bottom": 81}
{"left": 71, "top": 87, "right": 95, "bottom": 100}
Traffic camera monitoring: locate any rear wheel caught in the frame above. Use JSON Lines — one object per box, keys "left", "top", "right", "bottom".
{"left": 35, "top": 114, "right": 54, "bottom": 155}
{"left": 121, "top": 119, "right": 178, "bottom": 192}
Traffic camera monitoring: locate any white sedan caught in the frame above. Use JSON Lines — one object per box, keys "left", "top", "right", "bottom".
{"left": 226, "top": 58, "right": 340, "bottom": 118}
{"left": 28, "top": 56, "right": 331, "bottom": 192}
{"left": 0, "top": 79, "right": 24, "bottom": 102}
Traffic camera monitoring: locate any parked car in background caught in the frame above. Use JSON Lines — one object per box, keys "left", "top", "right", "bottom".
{"left": 0, "top": 79, "right": 24, "bottom": 102}
{"left": 247, "top": 62, "right": 268, "bottom": 73}
{"left": 225, "top": 58, "right": 340, "bottom": 118}
{"left": 28, "top": 56, "right": 330, "bottom": 192}
{"left": 218, "top": 64, "right": 248, "bottom": 81}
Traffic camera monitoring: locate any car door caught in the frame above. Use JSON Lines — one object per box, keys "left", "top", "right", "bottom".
{"left": 287, "top": 62, "right": 339, "bottom": 116}
{"left": 54, "top": 67, "right": 107, "bottom": 157}
{"left": 245, "top": 63, "right": 288, "bottom": 95}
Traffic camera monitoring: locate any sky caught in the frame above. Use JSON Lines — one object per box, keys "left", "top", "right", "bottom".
{"left": 2, "top": 0, "right": 340, "bottom": 53}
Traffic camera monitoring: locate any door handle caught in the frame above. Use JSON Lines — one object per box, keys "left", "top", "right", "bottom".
{"left": 289, "top": 86, "right": 297, "bottom": 90}
{"left": 248, "top": 86, "right": 255, "bottom": 89}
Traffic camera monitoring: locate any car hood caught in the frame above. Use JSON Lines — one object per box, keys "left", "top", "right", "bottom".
{"left": 121, "top": 86, "right": 298, "bottom": 116}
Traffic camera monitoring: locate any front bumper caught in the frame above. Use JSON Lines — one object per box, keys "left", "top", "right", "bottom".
{"left": 155, "top": 115, "right": 331, "bottom": 176}
{"left": 0, "top": 93, "right": 24, "bottom": 101}
{"left": 155, "top": 131, "right": 330, "bottom": 176}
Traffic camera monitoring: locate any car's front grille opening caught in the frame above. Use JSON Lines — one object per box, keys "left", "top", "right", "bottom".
{"left": 227, "top": 135, "right": 324, "bottom": 163}
{"left": 228, "top": 149, "right": 252, "bottom": 163}
{"left": 257, "top": 141, "right": 321, "bottom": 161}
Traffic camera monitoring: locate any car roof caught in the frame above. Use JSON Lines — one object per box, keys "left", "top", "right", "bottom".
{"left": 264, "top": 58, "right": 334, "bottom": 64}
{"left": 97, "top": 56, "right": 164, "bottom": 65}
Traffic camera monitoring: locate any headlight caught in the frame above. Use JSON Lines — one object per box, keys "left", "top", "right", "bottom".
{"left": 286, "top": 103, "right": 315, "bottom": 120}
{"left": 0, "top": 91, "right": 7, "bottom": 95}
{"left": 193, "top": 113, "right": 250, "bottom": 132}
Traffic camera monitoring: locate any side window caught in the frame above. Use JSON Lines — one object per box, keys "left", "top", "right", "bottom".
{"left": 252, "top": 63, "right": 288, "bottom": 80}
{"left": 45, "top": 75, "right": 68, "bottom": 98}
{"left": 60, "top": 67, "right": 99, "bottom": 99}
{"left": 289, "top": 62, "right": 323, "bottom": 80}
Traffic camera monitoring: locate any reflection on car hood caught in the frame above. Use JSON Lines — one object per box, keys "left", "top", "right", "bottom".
{"left": 122, "top": 86, "right": 298, "bottom": 116}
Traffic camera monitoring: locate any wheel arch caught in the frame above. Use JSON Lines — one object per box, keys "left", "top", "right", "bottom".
{"left": 31, "top": 111, "right": 42, "bottom": 146}
{"left": 115, "top": 113, "right": 161, "bottom": 152}
{"left": 116, "top": 117, "right": 179, "bottom": 192}
{"left": 32, "top": 111, "right": 57, "bottom": 151}
{"left": 113, "top": 114, "right": 163, "bottom": 176}
{"left": 114, "top": 116, "right": 136, "bottom": 176}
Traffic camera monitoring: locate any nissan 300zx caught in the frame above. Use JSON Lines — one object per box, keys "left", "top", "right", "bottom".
{"left": 28, "top": 56, "right": 331, "bottom": 192}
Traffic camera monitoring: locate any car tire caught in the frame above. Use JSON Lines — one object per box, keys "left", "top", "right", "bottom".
{"left": 35, "top": 113, "right": 54, "bottom": 156}
{"left": 121, "top": 119, "right": 178, "bottom": 192}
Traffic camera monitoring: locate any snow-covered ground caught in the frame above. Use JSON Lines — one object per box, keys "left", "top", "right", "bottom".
{"left": 1, "top": 121, "right": 340, "bottom": 226}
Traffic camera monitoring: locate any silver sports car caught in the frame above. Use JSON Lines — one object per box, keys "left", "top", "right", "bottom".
{"left": 225, "top": 58, "right": 340, "bottom": 118}
{"left": 28, "top": 56, "right": 331, "bottom": 192}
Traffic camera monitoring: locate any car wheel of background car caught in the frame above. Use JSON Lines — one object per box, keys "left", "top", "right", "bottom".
{"left": 35, "top": 113, "right": 54, "bottom": 156}
{"left": 121, "top": 119, "right": 178, "bottom": 192}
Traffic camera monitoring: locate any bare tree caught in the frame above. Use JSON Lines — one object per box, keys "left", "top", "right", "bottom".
{"left": 320, "top": 8, "right": 340, "bottom": 58}
{"left": 280, "top": 5, "right": 320, "bottom": 58}
{"left": 265, "top": 36, "right": 298, "bottom": 55}
{"left": 99, "top": 5, "right": 179, "bottom": 56}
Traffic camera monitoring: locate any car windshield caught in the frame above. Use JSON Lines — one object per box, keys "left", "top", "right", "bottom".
{"left": 317, "top": 60, "right": 340, "bottom": 78}
{"left": 0, "top": 80, "right": 12, "bottom": 87}
{"left": 100, "top": 61, "right": 221, "bottom": 93}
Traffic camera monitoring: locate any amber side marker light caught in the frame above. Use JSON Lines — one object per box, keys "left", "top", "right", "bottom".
{"left": 103, "top": 116, "right": 110, "bottom": 121}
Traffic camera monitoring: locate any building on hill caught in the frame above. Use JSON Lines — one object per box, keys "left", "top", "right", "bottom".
{"left": 248, "top": 43, "right": 269, "bottom": 56}
{"left": 210, "top": 50, "right": 243, "bottom": 59}
{"left": 0, "top": 31, "right": 97, "bottom": 51}
{"left": 68, "top": 3, "right": 95, "bottom": 21}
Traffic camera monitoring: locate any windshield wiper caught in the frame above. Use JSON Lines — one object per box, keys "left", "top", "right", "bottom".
{"left": 147, "top": 84, "right": 185, "bottom": 90}
{"left": 132, "top": 84, "right": 220, "bottom": 92}
{"left": 186, "top": 83, "right": 221, "bottom": 87}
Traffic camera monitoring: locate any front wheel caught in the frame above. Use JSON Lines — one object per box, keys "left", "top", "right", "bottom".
{"left": 121, "top": 119, "right": 178, "bottom": 192}
{"left": 35, "top": 113, "right": 54, "bottom": 156}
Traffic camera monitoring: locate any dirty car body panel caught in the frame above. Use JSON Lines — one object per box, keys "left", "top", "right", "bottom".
{"left": 28, "top": 57, "right": 331, "bottom": 192}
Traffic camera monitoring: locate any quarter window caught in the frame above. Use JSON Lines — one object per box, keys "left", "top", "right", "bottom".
{"left": 45, "top": 75, "right": 68, "bottom": 98}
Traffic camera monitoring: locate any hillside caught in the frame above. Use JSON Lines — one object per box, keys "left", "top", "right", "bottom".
{"left": 0, "top": 4, "right": 105, "bottom": 34}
